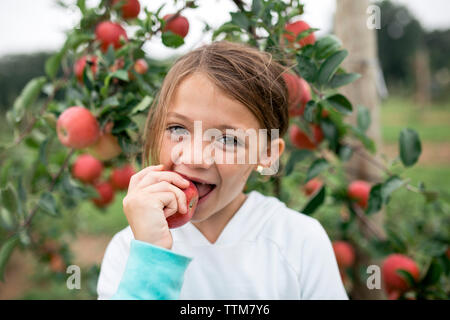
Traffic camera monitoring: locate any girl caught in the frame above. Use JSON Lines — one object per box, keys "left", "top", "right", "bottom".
{"left": 97, "top": 41, "right": 348, "bottom": 300}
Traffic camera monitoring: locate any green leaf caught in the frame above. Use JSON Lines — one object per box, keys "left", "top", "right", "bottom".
{"left": 131, "top": 95, "right": 153, "bottom": 115}
{"left": 381, "top": 176, "right": 404, "bottom": 204}
{"left": 396, "top": 269, "right": 418, "bottom": 288}
{"left": 45, "top": 52, "right": 63, "bottom": 79}
{"left": 320, "top": 118, "right": 339, "bottom": 152}
{"left": 0, "top": 235, "right": 20, "bottom": 282}
{"left": 251, "top": 0, "right": 263, "bottom": 16}
{"left": 317, "top": 50, "right": 348, "bottom": 87}
{"left": 303, "top": 100, "right": 316, "bottom": 122}
{"left": 329, "top": 72, "right": 360, "bottom": 89}
{"left": 296, "top": 54, "right": 317, "bottom": 83}
{"left": 1, "top": 183, "right": 19, "bottom": 217}
{"left": 11, "top": 76, "right": 47, "bottom": 123}
{"left": 76, "top": 0, "right": 87, "bottom": 14}
{"left": 305, "top": 158, "right": 329, "bottom": 182}
{"left": 37, "top": 192, "right": 59, "bottom": 217}
{"left": 212, "top": 22, "right": 242, "bottom": 40}
{"left": 338, "top": 144, "right": 353, "bottom": 161}
{"left": 399, "top": 128, "right": 421, "bottom": 167}
{"left": 111, "top": 70, "right": 129, "bottom": 82}
{"left": 285, "top": 149, "right": 313, "bottom": 176}
{"left": 301, "top": 185, "right": 326, "bottom": 215}
{"left": 349, "top": 126, "right": 376, "bottom": 154}
{"left": 161, "top": 31, "right": 185, "bottom": 48}
{"left": 366, "top": 183, "right": 382, "bottom": 214}
{"left": 0, "top": 207, "right": 16, "bottom": 230}
{"left": 326, "top": 94, "right": 353, "bottom": 115}
{"left": 421, "top": 259, "right": 444, "bottom": 286}
{"left": 230, "top": 11, "right": 250, "bottom": 30}
{"left": 314, "top": 35, "right": 342, "bottom": 60}
{"left": 357, "top": 105, "right": 371, "bottom": 132}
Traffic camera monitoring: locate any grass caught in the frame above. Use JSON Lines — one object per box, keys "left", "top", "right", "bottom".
{"left": 381, "top": 96, "right": 450, "bottom": 143}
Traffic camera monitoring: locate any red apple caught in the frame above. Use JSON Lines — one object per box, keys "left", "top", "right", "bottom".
{"left": 163, "top": 14, "right": 189, "bottom": 38}
{"left": 110, "top": 164, "right": 136, "bottom": 190}
{"left": 49, "top": 253, "right": 66, "bottom": 273}
{"left": 113, "top": 0, "right": 140, "bottom": 19}
{"left": 382, "top": 254, "right": 420, "bottom": 297}
{"left": 134, "top": 59, "right": 148, "bottom": 74}
{"left": 282, "top": 72, "right": 301, "bottom": 113}
{"left": 283, "top": 20, "right": 316, "bottom": 47}
{"left": 348, "top": 180, "right": 371, "bottom": 209}
{"left": 57, "top": 106, "right": 100, "bottom": 149}
{"left": 87, "top": 132, "right": 122, "bottom": 161}
{"left": 95, "top": 21, "right": 128, "bottom": 52}
{"left": 289, "top": 124, "right": 324, "bottom": 150}
{"left": 303, "top": 178, "right": 323, "bottom": 196}
{"left": 332, "top": 241, "right": 355, "bottom": 269}
{"left": 72, "top": 154, "right": 103, "bottom": 184}
{"left": 165, "top": 171, "right": 199, "bottom": 229}
{"left": 283, "top": 73, "right": 312, "bottom": 117}
{"left": 73, "top": 55, "right": 98, "bottom": 83}
{"left": 92, "top": 181, "right": 115, "bottom": 208}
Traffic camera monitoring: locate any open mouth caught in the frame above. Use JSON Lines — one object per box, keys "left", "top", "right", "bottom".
{"left": 192, "top": 181, "right": 216, "bottom": 199}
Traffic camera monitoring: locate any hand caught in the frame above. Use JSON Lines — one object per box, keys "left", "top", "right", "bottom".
{"left": 122, "top": 164, "right": 190, "bottom": 249}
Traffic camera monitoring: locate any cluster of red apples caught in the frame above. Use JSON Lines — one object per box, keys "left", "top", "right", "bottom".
{"left": 332, "top": 240, "right": 420, "bottom": 299}
{"left": 57, "top": 0, "right": 190, "bottom": 208}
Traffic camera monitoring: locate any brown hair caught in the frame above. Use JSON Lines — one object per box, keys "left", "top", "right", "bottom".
{"left": 141, "top": 40, "right": 290, "bottom": 167}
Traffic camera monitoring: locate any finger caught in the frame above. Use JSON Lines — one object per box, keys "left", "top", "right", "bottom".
{"left": 128, "top": 164, "right": 164, "bottom": 192}
{"left": 153, "top": 192, "right": 178, "bottom": 218}
{"left": 136, "top": 170, "right": 190, "bottom": 191}
{"left": 142, "top": 181, "right": 187, "bottom": 214}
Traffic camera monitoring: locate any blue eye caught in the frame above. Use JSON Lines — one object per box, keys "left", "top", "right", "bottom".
{"left": 218, "top": 135, "right": 242, "bottom": 148}
{"left": 167, "top": 125, "right": 189, "bottom": 140}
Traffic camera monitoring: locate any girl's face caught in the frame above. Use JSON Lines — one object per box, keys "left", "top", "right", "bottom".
{"left": 159, "top": 72, "right": 283, "bottom": 222}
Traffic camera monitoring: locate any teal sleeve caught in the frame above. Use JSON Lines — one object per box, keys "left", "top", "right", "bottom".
{"left": 111, "top": 239, "right": 192, "bottom": 300}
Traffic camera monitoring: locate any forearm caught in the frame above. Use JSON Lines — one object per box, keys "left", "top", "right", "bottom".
{"left": 111, "top": 239, "right": 192, "bottom": 300}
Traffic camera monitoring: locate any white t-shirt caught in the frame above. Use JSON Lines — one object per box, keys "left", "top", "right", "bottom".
{"left": 97, "top": 190, "right": 348, "bottom": 300}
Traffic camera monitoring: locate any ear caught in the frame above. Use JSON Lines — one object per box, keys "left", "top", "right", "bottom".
{"left": 255, "top": 138, "right": 285, "bottom": 175}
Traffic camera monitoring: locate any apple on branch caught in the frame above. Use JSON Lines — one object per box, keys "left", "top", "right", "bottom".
{"left": 95, "top": 21, "right": 128, "bottom": 52}
{"left": 163, "top": 14, "right": 190, "bottom": 38}
{"left": 57, "top": 106, "right": 100, "bottom": 149}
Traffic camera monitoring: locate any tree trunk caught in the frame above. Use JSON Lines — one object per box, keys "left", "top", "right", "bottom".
{"left": 414, "top": 48, "right": 431, "bottom": 108}
{"left": 334, "top": 0, "right": 386, "bottom": 300}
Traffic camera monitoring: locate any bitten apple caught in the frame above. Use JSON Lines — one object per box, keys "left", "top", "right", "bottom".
{"left": 57, "top": 106, "right": 100, "bottom": 149}
{"left": 165, "top": 171, "right": 199, "bottom": 229}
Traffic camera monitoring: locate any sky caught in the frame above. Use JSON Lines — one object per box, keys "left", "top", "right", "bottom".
{"left": 0, "top": 0, "right": 449, "bottom": 59}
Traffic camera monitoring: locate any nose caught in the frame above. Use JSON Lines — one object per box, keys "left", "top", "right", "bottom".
{"left": 171, "top": 134, "right": 215, "bottom": 169}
